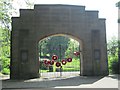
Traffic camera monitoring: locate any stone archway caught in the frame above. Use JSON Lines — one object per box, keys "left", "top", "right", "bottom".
{"left": 11, "top": 4, "right": 108, "bottom": 79}
{"left": 37, "top": 34, "right": 82, "bottom": 78}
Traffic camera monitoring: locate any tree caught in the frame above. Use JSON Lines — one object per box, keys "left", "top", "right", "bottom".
{"left": 0, "top": 0, "right": 13, "bottom": 74}
{"left": 65, "top": 38, "right": 80, "bottom": 59}
{"left": 107, "top": 37, "right": 119, "bottom": 74}
{"left": 116, "top": 1, "right": 120, "bottom": 74}
{"left": 0, "top": 0, "right": 13, "bottom": 30}
{"left": 38, "top": 36, "right": 70, "bottom": 60}
{"left": 24, "top": 0, "right": 34, "bottom": 9}
{"left": 38, "top": 38, "right": 50, "bottom": 56}
{"left": 0, "top": 0, "right": 36, "bottom": 74}
{"left": 118, "top": 40, "right": 120, "bottom": 74}
{"left": 116, "top": 1, "right": 120, "bottom": 23}
{"left": 116, "top": 1, "right": 120, "bottom": 8}
{"left": 47, "top": 36, "right": 70, "bottom": 59}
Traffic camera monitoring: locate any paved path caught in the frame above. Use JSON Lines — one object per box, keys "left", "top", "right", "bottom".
{"left": 1, "top": 74, "right": 119, "bottom": 89}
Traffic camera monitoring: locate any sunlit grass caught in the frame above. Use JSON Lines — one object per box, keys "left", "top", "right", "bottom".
{"left": 39, "top": 58, "right": 80, "bottom": 73}
{"left": 62, "top": 58, "right": 80, "bottom": 71}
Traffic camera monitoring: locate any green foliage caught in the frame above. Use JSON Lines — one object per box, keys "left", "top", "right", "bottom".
{"left": 0, "top": 0, "right": 12, "bottom": 75}
{"left": 39, "top": 36, "right": 70, "bottom": 59}
{"left": 0, "top": 0, "right": 37, "bottom": 75}
{"left": 39, "top": 61, "right": 48, "bottom": 70}
{"left": 2, "top": 67, "right": 10, "bottom": 75}
{"left": 118, "top": 19, "right": 120, "bottom": 23}
{"left": 107, "top": 37, "right": 119, "bottom": 74}
{"left": 40, "top": 58, "right": 80, "bottom": 73}
{"left": 0, "top": 0, "right": 13, "bottom": 30}
{"left": 65, "top": 38, "right": 80, "bottom": 59}
{"left": 116, "top": 1, "right": 120, "bottom": 8}
{"left": 0, "top": 27, "right": 10, "bottom": 75}
{"left": 47, "top": 36, "right": 70, "bottom": 58}
{"left": 111, "top": 61, "right": 119, "bottom": 74}
{"left": 24, "top": 0, "right": 34, "bottom": 9}
{"left": 62, "top": 58, "right": 80, "bottom": 72}
{"left": 39, "top": 36, "right": 81, "bottom": 72}
{"left": 39, "top": 38, "right": 49, "bottom": 56}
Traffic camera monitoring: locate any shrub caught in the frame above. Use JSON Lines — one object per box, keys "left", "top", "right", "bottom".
{"left": 111, "top": 61, "right": 119, "bottom": 74}
{"left": 2, "top": 68, "right": 10, "bottom": 75}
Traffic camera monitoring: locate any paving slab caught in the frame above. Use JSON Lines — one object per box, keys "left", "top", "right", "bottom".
{"left": 1, "top": 74, "right": 119, "bottom": 89}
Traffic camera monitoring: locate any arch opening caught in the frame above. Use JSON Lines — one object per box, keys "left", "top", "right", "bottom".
{"left": 37, "top": 34, "right": 83, "bottom": 79}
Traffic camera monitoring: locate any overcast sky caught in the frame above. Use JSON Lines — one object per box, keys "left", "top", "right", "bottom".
{"left": 12, "top": 0, "right": 119, "bottom": 41}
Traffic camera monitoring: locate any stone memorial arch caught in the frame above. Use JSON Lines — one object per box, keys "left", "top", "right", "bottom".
{"left": 11, "top": 4, "right": 108, "bottom": 79}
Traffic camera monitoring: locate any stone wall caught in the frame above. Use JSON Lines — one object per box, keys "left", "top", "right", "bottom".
{"left": 11, "top": 4, "right": 108, "bottom": 79}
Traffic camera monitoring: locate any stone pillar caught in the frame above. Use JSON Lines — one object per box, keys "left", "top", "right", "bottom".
{"left": 10, "top": 18, "right": 20, "bottom": 79}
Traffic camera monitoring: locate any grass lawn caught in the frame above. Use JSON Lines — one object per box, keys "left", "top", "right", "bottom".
{"left": 39, "top": 58, "right": 80, "bottom": 73}
{"left": 62, "top": 58, "right": 80, "bottom": 71}
{"left": 39, "top": 70, "right": 49, "bottom": 73}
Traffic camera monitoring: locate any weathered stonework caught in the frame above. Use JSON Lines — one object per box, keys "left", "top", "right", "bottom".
{"left": 11, "top": 4, "right": 108, "bottom": 79}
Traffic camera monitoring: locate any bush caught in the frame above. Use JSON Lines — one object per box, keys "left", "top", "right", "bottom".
{"left": 2, "top": 68, "right": 10, "bottom": 75}
{"left": 107, "top": 37, "right": 118, "bottom": 74}
{"left": 49, "top": 66, "right": 53, "bottom": 72}
{"left": 39, "top": 61, "right": 48, "bottom": 70}
{"left": 1, "top": 56, "right": 10, "bottom": 75}
{"left": 111, "top": 61, "right": 119, "bottom": 74}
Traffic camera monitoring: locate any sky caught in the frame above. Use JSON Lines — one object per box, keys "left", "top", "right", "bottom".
{"left": 12, "top": 0, "right": 119, "bottom": 41}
